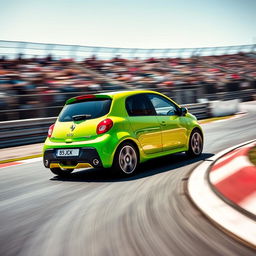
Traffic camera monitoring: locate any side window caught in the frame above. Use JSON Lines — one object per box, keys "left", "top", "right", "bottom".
{"left": 126, "top": 94, "right": 156, "bottom": 116}
{"left": 147, "top": 94, "right": 179, "bottom": 116}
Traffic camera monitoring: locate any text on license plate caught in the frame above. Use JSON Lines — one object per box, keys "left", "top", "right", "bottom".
{"left": 56, "top": 149, "right": 79, "bottom": 157}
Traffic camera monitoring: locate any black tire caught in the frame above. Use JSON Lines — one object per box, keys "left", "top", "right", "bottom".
{"left": 50, "top": 168, "right": 74, "bottom": 177}
{"left": 186, "top": 129, "right": 203, "bottom": 157}
{"left": 112, "top": 142, "right": 139, "bottom": 176}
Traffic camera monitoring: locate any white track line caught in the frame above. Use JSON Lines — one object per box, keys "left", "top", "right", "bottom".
{"left": 21, "top": 157, "right": 42, "bottom": 164}
{"left": 0, "top": 157, "right": 42, "bottom": 169}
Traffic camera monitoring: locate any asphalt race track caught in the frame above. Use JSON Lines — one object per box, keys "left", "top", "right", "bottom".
{"left": 1, "top": 102, "right": 256, "bottom": 256}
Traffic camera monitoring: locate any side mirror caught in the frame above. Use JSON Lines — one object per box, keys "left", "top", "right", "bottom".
{"left": 180, "top": 107, "right": 188, "bottom": 116}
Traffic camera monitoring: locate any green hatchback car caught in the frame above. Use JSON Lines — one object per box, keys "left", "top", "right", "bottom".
{"left": 43, "top": 90, "right": 203, "bottom": 176}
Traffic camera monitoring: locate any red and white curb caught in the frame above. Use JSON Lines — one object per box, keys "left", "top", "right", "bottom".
{"left": 188, "top": 139, "right": 256, "bottom": 247}
{"left": 210, "top": 142, "right": 256, "bottom": 215}
{"left": 0, "top": 157, "right": 42, "bottom": 169}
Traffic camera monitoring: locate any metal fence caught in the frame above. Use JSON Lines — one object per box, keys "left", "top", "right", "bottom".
{"left": 0, "top": 40, "right": 255, "bottom": 60}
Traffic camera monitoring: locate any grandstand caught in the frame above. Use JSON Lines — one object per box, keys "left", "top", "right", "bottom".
{"left": 0, "top": 40, "right": 255, "bottom": 121}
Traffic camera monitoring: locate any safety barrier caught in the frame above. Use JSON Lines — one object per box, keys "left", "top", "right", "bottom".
{"left": 210, "top": 99, "right": 240, "bottom": 117}
{"left": 0, "top": 103, "right": 209, "bottom": 148}
{"left": 0, "top": 117, "right": 56, "bottom": 148}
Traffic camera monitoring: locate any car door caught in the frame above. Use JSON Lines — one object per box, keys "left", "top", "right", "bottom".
{"left": 147, "top": 93, "right": 188, "bottom": 151}
{"left": 126, "top": 94, "right": 162, "bottom": 154}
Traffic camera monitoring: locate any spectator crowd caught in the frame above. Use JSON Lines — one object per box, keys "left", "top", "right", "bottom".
{"left": 84, "top": 53, "right": 256, "bottom": 92}
{"left": 0, "top": 52, "right": 255, "bottom": 119}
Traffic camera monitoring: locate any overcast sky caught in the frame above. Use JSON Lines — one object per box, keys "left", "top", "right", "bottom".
{"left": 0, "top": 0, "right": 255, "bottom": 48}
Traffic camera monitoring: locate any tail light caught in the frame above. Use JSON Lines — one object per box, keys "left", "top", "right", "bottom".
{"left": 48, "top": 124, "right": 55, "bottom": 138}
{"left": 96, "top": 119, "right": 113, "bottom": 134}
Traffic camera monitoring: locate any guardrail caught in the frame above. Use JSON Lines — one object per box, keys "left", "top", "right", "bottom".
{"left": 0, "top": 117, "right": 56, "bottom": 148}
{"left": 0, "top": 103, "right": 209, "bottom": 148}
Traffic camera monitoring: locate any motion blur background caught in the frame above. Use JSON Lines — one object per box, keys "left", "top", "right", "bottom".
{"left": 1, "top": 2, "right": 256, "bottom": 256}
{"left": 0, "top": 0, "right": 255, "bottom": 121}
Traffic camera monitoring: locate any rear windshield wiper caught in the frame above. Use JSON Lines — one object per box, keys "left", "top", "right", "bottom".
{"left": 72, "top": 114, "right": 92, "bottom": 121}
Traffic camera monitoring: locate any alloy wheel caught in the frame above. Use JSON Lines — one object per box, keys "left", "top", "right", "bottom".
{"left": 119, "top": 145, "right": 137, "bottom": 174}
{"left": 191, "top": 132, "right": 203, "bottom": 155}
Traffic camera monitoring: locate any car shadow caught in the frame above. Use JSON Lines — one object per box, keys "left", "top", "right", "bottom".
{"left": 50, "top": 152, "right": 214, "bottom": 183}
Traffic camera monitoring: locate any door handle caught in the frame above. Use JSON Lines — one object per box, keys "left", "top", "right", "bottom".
{"left": 160, "top": 121, "right": 166, "bottom": 126}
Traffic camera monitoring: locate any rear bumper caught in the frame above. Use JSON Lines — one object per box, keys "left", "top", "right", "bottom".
{"left": 43, "top": 133, "right": 120, "bottom": 168}
{"left": 43, "top": 147, "right": 103, "bottom": 169}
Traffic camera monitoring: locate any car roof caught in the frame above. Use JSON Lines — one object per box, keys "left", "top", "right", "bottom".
{"left": 66, "top": 90, "right": 179, "bottom": 107}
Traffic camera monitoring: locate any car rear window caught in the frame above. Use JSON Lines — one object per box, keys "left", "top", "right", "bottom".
{"left": 58, "top": 98, "right": 112, "bottom": 122}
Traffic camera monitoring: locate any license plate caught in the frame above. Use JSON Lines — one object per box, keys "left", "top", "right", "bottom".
{"left": 56, "top": 149, "right": 79, "bottom": 157}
